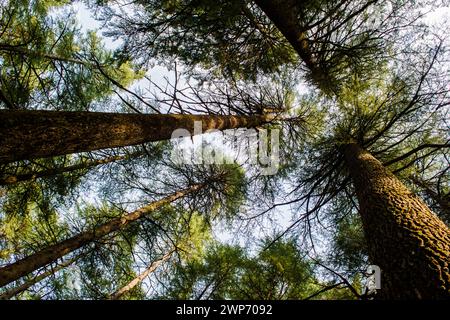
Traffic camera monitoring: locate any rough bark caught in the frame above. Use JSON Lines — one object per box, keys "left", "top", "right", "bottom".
{"left": 343, "top": 143, "right": 450, "bottom": 299}
{"left": 0, "top": 151, "right": 145, "bottom": 185}
{"left": 108, "top": 250, "right": 174, "bottom": 300}
{"left": 0, "top": 110, "right": 272, "bottom": 164}
{"left": 0, "top": 184, "right": 202, "bottom": 288}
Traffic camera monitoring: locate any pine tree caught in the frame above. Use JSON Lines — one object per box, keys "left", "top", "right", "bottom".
{"left": 0, "top": 110, "right": 274, "bottom": 163}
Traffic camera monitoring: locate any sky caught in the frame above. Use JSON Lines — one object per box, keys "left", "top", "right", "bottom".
{"left": 67, "top": 0, "right": 450, "bottom": 247}
{"left": 57, "top": 0, "right": 450, "bottom": 293}
{"left": 65, "top": 3, "right": 292, "bottom": 248}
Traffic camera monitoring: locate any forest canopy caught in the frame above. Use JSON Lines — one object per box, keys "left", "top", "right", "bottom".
{"left": 0, "top": 0, "right": 449, "bottom": 300}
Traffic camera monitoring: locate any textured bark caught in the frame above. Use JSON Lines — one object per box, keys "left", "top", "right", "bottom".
{"left": 108, "top": 250, "right": 174, "bottom": 300}
{"left": 343, "top": 143, "right": 450, "bottom": 299}
{"left": 0, "top": 110, "right": 272, "bottom": 164}
{"left": 0, "top": 184, "right": 202, "bottom": 288}
{"left": 0, "top": 151, "right": 144, "bottom": 185}
{"left": 254, "top": 0, "right": 331, "bottom": 87}
{"left": 0, "top": 255, "right": 80, "bottom": 300}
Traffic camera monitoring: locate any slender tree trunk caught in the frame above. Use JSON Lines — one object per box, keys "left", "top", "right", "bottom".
{"left": 108, "top": 250, "right": 174, "bottom": 300}
{"left": 0, "top": 110, "right": 272, "bottom": 164}
{"left": 253, "top": 0, "right": 331, "bottom": 88}
{"left": 0, "top": 44, "right": 89, "bottom": 66}
{"left": 0, "top": 255, "right": 81, "bottom": 300}
{"left": 342, "top": 143, "right": 450, "bottom": 299}
{"left": 0, "top": 184, "right": 203, "bottom": 288}
{"left": 0, "top": 151, "right": 145, "bottom": 185}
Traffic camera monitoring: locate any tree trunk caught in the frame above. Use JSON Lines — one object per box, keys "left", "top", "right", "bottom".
{"left": 0, "top": 184, "right": 203, "bottom": 288}
{"left": 0, "top": 255, "right": 81, "bottom": 300}
{"left": 253, "top": 0, "right": 331, "bottom": 88}
{"left": 0, "top": 44, "right": 89, "bottom": 66}
{"left": 0, "top": 151, "right": 145, "bottom": 185}
{"left": 342, "top": 143, "right": 450, "bottom": 299}
{"left": 108, "top": 250, "right": 174, "bottom": 300}
{"left": 0, "top": 110, "right": 272, "bottom": 164}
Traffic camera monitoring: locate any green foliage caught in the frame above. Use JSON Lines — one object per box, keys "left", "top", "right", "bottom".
{"left": 0, "top": 199, "right": 69, "bottom": 262}
{"left": 102, "top": 0, "right": 297, "bottom": 81}
{"left": 0, "top": 0, "right": 144, "bottom": 111}
{"left": 233, "top": 240, "right": 317, "bottom": 299}
{"left": 209, "top": 163, "right": 248, "bottom": 220}
{"left": 1, "top": 0, "right": 449, "bottom": 301}
{"left": 330, "top": 213, "right": 368, "bottom": 272}
{"left": 98, "top": 0, "right": 408, "bottom": 92}
{"left": 163, "top": 239, "right": 320, "bottom": 300}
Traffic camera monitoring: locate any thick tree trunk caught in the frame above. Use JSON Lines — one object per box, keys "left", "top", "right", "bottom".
{"left": 0, "top": 110, "right": 272, "bottom": 164}
{"left": 0, "top": 255, "right": 81, "bottom": 300}
{"left": 253, "top": 0, "right": 331, "bottom": 88}
{"left": 0, "top": 184, "right": 202, "bottom": 288}
{"left": 0, "top": 151, "right": 145, "bottom": 185}
{"left": 342, "top": 143, "right": 450, "bottom": 299}
{"left": 109, "top": 250, "right": 174, "bottom": 300}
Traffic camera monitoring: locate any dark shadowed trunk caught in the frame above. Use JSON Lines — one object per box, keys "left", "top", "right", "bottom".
{"left": 342, "top": 143, "right": 450, "bottom": 299}
{"left": 108, "top": 250, "right": 174, "bottom": 300}
{"left": 254, "top": 0, "right": 331, "bottom": 87}
{"left": 0, "top": 110, "right": 272, "bottom": 164}
{"left": 0, "top": 184, "right": 202, "bottom": 288}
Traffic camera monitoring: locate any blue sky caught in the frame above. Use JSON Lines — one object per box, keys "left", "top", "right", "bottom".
{"left": 62, "top": 0, "right": 450, "bottom": 293}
